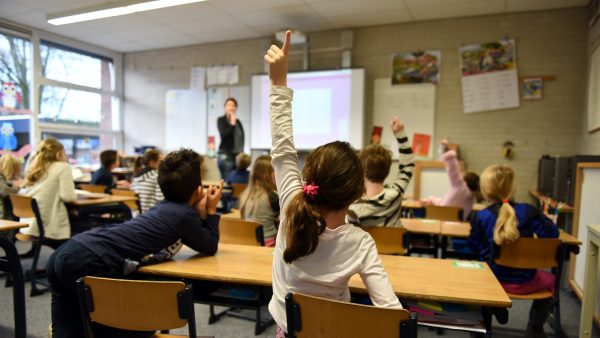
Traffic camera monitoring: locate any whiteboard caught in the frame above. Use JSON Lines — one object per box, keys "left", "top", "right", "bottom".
{"left": 588, "top": 46, "right": 600, "bottom": 132}
{"left": 165, "top": 89, "right": 207, "bottom": 153}
{"left": 373, "top": 79, "right": 436, "bottom": 158}
{"left": 207, "top": 86, "right": 250, "bottom": 154}
{"left": 574, "top": 167, "right": 600, "bottom": 315}
{"left": 420, "top": 168, "right": 452, "bottom": 199}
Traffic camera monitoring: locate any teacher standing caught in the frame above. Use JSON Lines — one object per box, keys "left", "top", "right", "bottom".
{"left": 217, "top": 97, "right": 245, "bottom": 179}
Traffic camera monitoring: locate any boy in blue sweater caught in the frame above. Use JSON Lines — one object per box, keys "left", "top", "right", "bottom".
{"left": 47, "top": 149, "right": 223, "bottom": 338}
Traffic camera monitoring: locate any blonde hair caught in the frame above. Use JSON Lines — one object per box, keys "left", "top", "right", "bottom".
{"left": 0, "top": 155, "right": 21, "bottom": 180}
{"left": 25, "top": 138, "right": 65, "bottom": 187}
{"left": 480, "top": 164, "right": 519, "bottom": 245}
{"left": 236, "top": 153, "right": 251, "bottom": 171}
{"left": 240, "top": 155, "right": 275, "bottom": 217}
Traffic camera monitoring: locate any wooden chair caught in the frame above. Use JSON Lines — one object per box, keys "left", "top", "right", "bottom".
{"left": 110, "top": 189, "right": 141, "bottom": 214}
{"left": 219, "top": 218, "right": 264, "bottom": 246}
{"left": 230, "top": 183, "right": 247, "bottom": 199}
{"left": 9, "top": 194, "right": 54, "bottom": 296}
{"left": 359, "top": 226, "right": 409, "bottom": 255}
{"left": 76, "top": 277, "right": 210, "bottom": 338}
{"left": 285, "top": 292, "right": 417, "bottom": 338}
{"left": 80, "top": 184, "right": 107, "bottom": 194}
{"left": 490, "top": 237, "right": 567, "bottom": 338}
{"left": 424, "top": 205, "right": 462, "bottom": 222}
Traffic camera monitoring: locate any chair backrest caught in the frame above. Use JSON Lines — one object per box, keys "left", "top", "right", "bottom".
{"left": 9, "top": 194, "right": 44, "bottom": 238}
{"left": 219, "top": 218, "right": 264, "bottom": 246}
{"left": 359, "top": 226, "right": 409, "bottom": 255}
{"left": 285, "top": 293, "right": 417, "bottom": 338}
{"left": 110, "top": 189, "right": 139, "bottom": 212}
{"left": 80, "top": 184, "right": 106, "bottom": 194}
{"left": 230, "top": 183, "right": 247, "bottom": 199}
{"left": 76, "top": 277, "right": 196, "bottom": 338}
{"left": 424, "top": 205, "right": 462, "bottom": 222}
{"left": 491, "top": 237, "right": 565, "bottom": 269}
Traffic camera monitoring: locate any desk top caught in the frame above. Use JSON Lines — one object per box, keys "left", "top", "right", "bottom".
{"left": 0, "top": 220, "right": 28, "bottom": 232}
{"left": 403, "top": 200, "right": 486, "bottom": 212}
{"left": 70, "top": 194, "right": 137, "bottom": 207}
{"left": 111, "top": 167, "right": 133, "bottom": 175}
{"left": 401, "top": 218, "right": 441, "bottom": 235}
{"left": 221, "top": 209, "right": 241, "bottom": 219}
{"left": 139, "top": 243, "right": 511, "bottom": 308}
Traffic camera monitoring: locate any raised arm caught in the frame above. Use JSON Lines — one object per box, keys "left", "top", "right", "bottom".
{"left": 390, "top": 117, "right": 414, "bottom": 194}
{"left": 265, "top": 31, "right": 303, "bottom": 208}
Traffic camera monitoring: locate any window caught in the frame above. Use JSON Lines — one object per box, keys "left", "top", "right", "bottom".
{"left": 42, "top": 132, "right": 118, "bottom": 165}
{"left": 0, "top": 32, "right": 32, "bottom": 112}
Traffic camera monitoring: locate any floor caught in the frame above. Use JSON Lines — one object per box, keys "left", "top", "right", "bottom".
{"left": 1, "top": 243, "right": 599, "bottom": 338}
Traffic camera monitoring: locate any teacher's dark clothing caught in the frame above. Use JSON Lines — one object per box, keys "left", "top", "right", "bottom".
{"left": 217, "top": 116, "right": 244, "bottom": 154}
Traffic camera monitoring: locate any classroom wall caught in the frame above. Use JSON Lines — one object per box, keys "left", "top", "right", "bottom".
{"left": 582, "top": 8, "right": 600, "bottom": 154}
{"left": 123, "top": 8, "right": 588, "bottom": 201}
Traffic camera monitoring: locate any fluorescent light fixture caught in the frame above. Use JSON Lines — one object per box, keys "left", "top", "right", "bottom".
{"left": 48, "top": 0, "right": 206, "bottom": 25}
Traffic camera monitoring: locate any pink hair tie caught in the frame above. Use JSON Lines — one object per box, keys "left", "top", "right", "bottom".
{"left": 303, "top": 182, "right": 319, "bottom": 198}
{"left": 502, "top": 199, "right": 510, "bottom": 204}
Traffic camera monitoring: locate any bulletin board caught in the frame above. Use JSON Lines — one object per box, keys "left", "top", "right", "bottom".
{"left": 373, "top": 79, "right": 436, "bottom": 159}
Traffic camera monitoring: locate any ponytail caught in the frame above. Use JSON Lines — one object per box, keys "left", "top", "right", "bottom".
{"left": 282, "top": 192, "right": 326, "bottom": 263}
{"left": 493, "top": 202, "right": 519, "bottom": 245}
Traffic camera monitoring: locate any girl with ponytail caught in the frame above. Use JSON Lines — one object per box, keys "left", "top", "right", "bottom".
{"left": 468, "top": 164, "right": 559, "bottom": 336}
{"left": 265, "top": 31, "right": 402, "bottom": 338}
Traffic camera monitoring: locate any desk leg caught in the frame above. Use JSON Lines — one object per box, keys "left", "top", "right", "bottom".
{"left": 579, "top": 237, "right": 599, "bottom": 337}
{"left": 0, "top": 237, "right": 26, "bottom": 338}
{"left": 441, "top": 236, "right": 448, "bottom": 259}
{"left": 480, "top": 306, "right": 508, "bottom": 338}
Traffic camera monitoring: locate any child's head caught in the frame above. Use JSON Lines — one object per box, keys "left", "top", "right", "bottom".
{"left": 25, "top": 138, "right": 65, "bottom": 186}
{"left": 464, "top": 171, "right": 483, "bottom": 202}
{"left": 240, "top": 155, "right": 275, "bottom": 216}
{"left": 0, "top": 154, "right": 21, "bottom": 180}
{"left": 235, "top": 153, "right": 251, "bottom": 172}
{"left": 283, "top": 141, "right": 364, "bottom": 263}
{"left": 359, "top": 144, "right": 392, "bottom": 183}
{"left": 158, "top": 149, "right": 202, "bottom": 204}
{"left": 480, "top": 164, "right": 519, "bottom": 245}
{"left": 100, "top": 150, "right": 119, "bottom": 169}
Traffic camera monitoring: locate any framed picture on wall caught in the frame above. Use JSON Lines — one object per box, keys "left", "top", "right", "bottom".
{"left": 523, "top": 77, "right": 543, "bottom": 100}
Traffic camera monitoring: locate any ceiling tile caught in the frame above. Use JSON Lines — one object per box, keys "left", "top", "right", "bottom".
{"left": 326, "top": 9, "right": 413, "bottom": 28}
{"left": 169, "top": 16, "right": 249, "bottom": 34}
{"left": 403, "top": 0, "right": 498, "bottom": 8}
{"left": 118, "top": 26, "right": 183, "bottom": 41}
{"left": 198, "top": 27, "right": 262, "bottom": 43}
{"left": 505, "top": 0, "right": 588, "bottom": 12}
{"left": 209, "top": 0, "right": 304, "bottom": 14}
{"left": 137, "top": 2, "right": 228, "bottom": 24}
{"left": 0, "top": 0, "right": 36, "bottom": 18}
{"left": 83, "top": 14, "right": 159, "bottom": 32}
{"left": 16, "top": 0, "right": 105, "bottom": 11}
{"left": 410, "top": 1, "right": 506, "bottom": 21}
{"left": 235, "top": 5, "right": 332, "bottom": 33}
{"left": 310, "top": 0, "right": 406, "bottom": 16}
{"left": 43, "top": 22, "right": 102, "bottom": 38}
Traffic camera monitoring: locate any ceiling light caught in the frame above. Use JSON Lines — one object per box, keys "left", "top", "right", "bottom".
{"left": 48, "top": 0, "right": 206, "bottom": 25}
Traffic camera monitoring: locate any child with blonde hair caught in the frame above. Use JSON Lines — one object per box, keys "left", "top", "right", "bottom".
{"left": 239, "top": 155, "right": 279, "bottom": 246}
{"left": 22, "top": 138, "right": 76, "bottom": 246}
{"left": 0, "top": 154, "right": 22, "bottom": 219}
{"left": 468, "top": 164, "right": 558, "bottom": 337}
{"left": 265, "top": 31, "right": 401, "bottom": 337}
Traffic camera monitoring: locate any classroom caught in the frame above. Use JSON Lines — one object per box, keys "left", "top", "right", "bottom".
{"left": 0, "top": 0, "right": 600, "bottom": 337}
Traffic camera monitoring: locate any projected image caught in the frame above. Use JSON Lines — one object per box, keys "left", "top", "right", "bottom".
{"left": 251, "top": 69, "right": 363, "bottom": 149}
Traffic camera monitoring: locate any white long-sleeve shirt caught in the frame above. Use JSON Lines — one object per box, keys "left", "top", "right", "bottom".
{"left": 267, "top": 86, "right": 401, "bottom": 333}
{"left": 20, "top": 161, "right": 76, "bottom": 240}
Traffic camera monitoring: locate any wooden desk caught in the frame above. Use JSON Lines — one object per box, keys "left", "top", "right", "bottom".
{"left": 0, "top": 220, "right": 28, "bottom": 232}
{"left": 529, "top": 188, "right": 574, "bottom": 213}
{"left": 111, "top": 167, "right": 133, "bottom": 175}
{"left": 401, "top": 218, "right": 441, "bottom": 235}
{"left": 403, "top": 200, "right": 486, "bottom": 212}
{"left": 139, "top": 243, "right": 511, "bottom": 308}
{"left": 70, "top": 194, "right": 138, "bottom": 207}
{"left": 580, "top": 224, "right": 600, "bottom": 337}
{"left": 221, "top": 209, "right": 241, "bottom": 219}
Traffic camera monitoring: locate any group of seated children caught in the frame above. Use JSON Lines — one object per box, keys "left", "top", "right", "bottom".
{"left": 264, "top": 32, "right": 558, "bottom": 338}
{"left": 0, "top": 32, "right": 560, "bottom": 338}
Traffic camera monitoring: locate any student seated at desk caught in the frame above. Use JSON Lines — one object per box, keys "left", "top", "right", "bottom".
{"left": 20, "top": 139, "right": 76, "bottom": 248}
{"left": 0, "top": 154, "right": 22, "bottom": 219}
{"left": 239, "top": 155, "right": 279, "bottom": 246}
{"left": 421, "top": 138, "right": 482, "bottom": 220}
{"left": 264, "top": 32, "right": 402, "bottom": 338}
{"left": 468, "top": 164, "right": 558, "bottom": 337}
{"left": 347, "top": 116, "right": 415, "bottom": 227}
{"left": 47, "top": 149, "right": 222, "bottom": 338}
{"left": 226, "top": 152, "right": 250, "bottom": 185}
{"left": 131, "top": 149, "right": 163, "bottom": 213}
{"left": 90, "top": 149, "right": 130, "bottom": 191}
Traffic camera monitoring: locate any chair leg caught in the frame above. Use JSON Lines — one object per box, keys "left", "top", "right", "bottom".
{"left": 552, "top": 297, "right": 563, "bottom": 338}
{"left": 29, "top": 242, "right": 46, "bottom": 297}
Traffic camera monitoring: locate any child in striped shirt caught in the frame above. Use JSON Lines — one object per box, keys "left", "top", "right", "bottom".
{"left": 131, "top": 149, "right": 163, "bottom": 213}
{"left": 348, "top": 120, "right": 415, "bottom": 227}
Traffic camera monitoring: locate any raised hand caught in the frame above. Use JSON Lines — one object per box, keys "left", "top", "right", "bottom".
{"left": 264, "top": 30, "right": 291, "bottom": 87}
{"left": 390, "top": 116, "right": 405, "bottom": 134}
{"left": 206, "top": 180, "right": 224, "bottom": 215}
{"left": 440, "top": 137, "right": 449, "bottom": 153}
